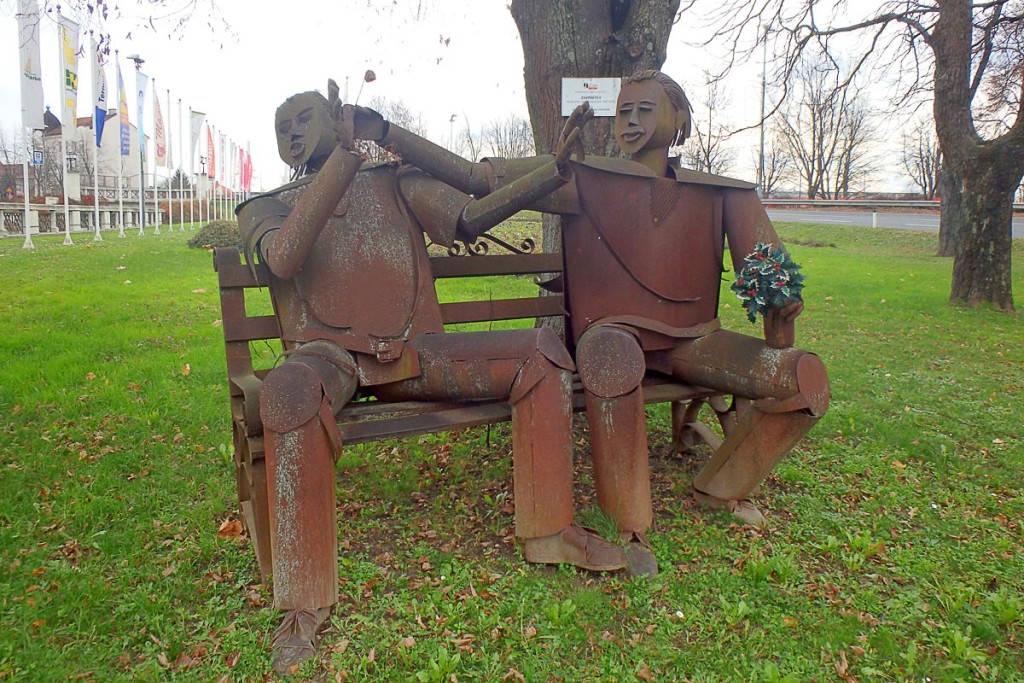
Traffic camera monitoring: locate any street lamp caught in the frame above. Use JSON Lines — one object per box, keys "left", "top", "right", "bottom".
{"left": 127, "top": 54, "right": 146, "bottom": 234}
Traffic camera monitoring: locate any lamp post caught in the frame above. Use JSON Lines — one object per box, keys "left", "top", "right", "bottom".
{"left": 127, "top": 54, "right": 145, "bottom": 234}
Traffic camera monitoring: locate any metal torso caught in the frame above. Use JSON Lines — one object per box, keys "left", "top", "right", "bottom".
{"left": 562, "top": 159, "right": 727, "bottom": 348}
{"left": 268, "top": 164, "right": 443, "bottom": 381}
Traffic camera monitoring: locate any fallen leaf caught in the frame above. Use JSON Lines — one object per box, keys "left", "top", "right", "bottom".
{"left": 366, "top": 648, "right": 376, "bottom": 663}
{"left": 85, "top": 372, "right": 96, "bottom": 380}
{"left": 523, "top": 626, "right": 537, "bottom": 639}
{"left": 180, "top": 363, "right": 191, "bottom": 376}
{"left": 399, "top": 636, "right": 415, "bottom": 648}
{"left": 191, "top": 288, "right": 207, "bottom": 294}
{"left": 782, "top": 616, "right": 797, "bottom": 627}
{"left": 637, "top": 664, "right": 655, "bottom": 681}
{"left": 173, "top": 652, "right": 195, "bottom": 669}
{"left": 892, "top": 460, "right": 906, "bottom": 470}
{"left": 217, "top": 519, "right": 243, "bottom": 539}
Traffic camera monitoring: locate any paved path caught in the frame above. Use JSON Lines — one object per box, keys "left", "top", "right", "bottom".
{"left": 766, "top": 209, "right": 1024, "bottom": 239}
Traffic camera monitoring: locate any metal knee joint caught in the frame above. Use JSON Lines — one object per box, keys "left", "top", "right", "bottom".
{"left": 575, "top": 325, "right": 645, "bottom": 399}
{"left": 509, "top": 327, "right": 574, "bottom": 404}
{"left": 260, "top": 343, "right": 358, "bottom": 433}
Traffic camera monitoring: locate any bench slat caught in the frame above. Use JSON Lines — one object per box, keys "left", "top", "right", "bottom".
{"left": 340, "top": 401, "right": 512, "bottom": 444}
{"left": 430, "top": 253, "right": 562, "bottom": 278}
{"left": 223, "top": 315, "right": 281, "bottom": 343}
{"left": 440, "top": 296, "right": 565, "bottom": 324}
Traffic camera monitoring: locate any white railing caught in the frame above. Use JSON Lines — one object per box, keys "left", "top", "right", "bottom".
{"left": 762, "top": 198, "right": 1024, "bottom": 211}
{"left": 0, "top": 202, "right": 166, "bottom": 235}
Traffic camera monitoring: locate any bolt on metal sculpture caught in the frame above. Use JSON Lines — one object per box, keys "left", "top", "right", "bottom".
{"left": 349, "top": 69, "right": 830, "bottom": 578}
{"left": 237, "top": 82, "right": 624, "bottom": 673}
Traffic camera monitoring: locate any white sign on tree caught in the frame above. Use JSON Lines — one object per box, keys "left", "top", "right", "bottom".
{"left": 560, "top": 78, "right": 621, "bottom": 117}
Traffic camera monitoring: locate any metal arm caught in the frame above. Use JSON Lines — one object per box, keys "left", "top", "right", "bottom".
{"left": 265, "top": 144, "right": 363, "bottom": 279}
{"left": 378, "top": 124, "right": 492, "bottom": 196}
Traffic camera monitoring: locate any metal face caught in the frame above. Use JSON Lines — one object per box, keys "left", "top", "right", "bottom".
{"left": 614, "top": 78, "right": 678, "bottom": 156}
{"left": 275, "top": 93, "right": 335, "bottom": 168}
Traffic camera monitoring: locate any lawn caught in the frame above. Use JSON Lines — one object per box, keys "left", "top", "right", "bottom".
{"left": 0, "top": 223, "right": 1022, "bottom": 682}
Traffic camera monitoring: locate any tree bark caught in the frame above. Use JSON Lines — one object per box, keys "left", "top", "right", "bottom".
{"left": 949, "top": 162, "right": 1017, "bottom": 310}
{"left": 936, "top": 162, "right": 960, "bottom": 257}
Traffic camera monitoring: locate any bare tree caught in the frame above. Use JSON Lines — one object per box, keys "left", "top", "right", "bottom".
{"left": 459, "top": 118, "right": 484, "bottom": 161}
{"left": 752, "top": 130, "right": 792, "bottom": 197}
{"left": 483, "top": 114, "right": 535, "bottom": 158}
{"left": 773, "top": 56, "right": 875, "bottom": 199}
{"left": 355, "top": 96, "right": 428, "bottom": 163}
{"left": 691, "top": 0, "right": 1024, "bottom": 310}
{"left": 827, "top": 100, "right": 877, "bottom": 199}
{"left": 902, "top": 119, "right": 942, "bottom": 200}
{"left": 682, "top": 72, "right": 737, "bottom": 174}
{"left": 0, "top": 126, "right": 23, "bottom": 198}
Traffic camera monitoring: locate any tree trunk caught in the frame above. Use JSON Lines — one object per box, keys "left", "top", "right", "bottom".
{"left": 949, "top": 165, "right": 1017, "bottom": 311}
{"left": 936, "top": 162, "right": 959, "bottom": 257}
{"left": 931, "top": 0, "right": 1023, "bottom": 309}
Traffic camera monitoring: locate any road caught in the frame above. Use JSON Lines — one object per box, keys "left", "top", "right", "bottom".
{"left": 766, "top": 209, "right": 1024, "bottom": 239}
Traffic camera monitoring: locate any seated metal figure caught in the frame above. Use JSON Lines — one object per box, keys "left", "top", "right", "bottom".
{"left": 349, "top": 70, "right": 830, "bottom": 577}
{"left": 237, "top": 84, "right": 624, "bottom": 673}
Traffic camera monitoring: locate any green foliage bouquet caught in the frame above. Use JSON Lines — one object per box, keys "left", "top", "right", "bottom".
{"left": 731, "top": 242, "right": 805, "bottom": 323}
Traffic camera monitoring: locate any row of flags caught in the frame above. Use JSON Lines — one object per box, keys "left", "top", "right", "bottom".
{"left": 15, "top": 0, "right": 254, "bottom": 193}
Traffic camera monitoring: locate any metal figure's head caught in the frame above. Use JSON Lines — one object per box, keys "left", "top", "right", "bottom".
{"left": 613, "top": 70, "right": 692, "bottom": 155}
{"left": 275, "top": 91, "right": 336, "bottom": 170}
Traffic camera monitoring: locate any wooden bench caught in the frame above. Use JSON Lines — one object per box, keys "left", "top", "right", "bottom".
{"left": 213, "top": 243, "right": 730, "bottom": 583}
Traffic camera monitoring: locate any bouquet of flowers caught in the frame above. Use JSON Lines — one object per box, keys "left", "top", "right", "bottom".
{"left": 731, "top": 242, "right": 805, "bottom": 323}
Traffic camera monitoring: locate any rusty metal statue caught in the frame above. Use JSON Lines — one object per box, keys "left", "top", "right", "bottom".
{"left": 349, "top": 70, "right": 830, "bottom": 578}
{"left": 237, "top": 81, "right": 625, "bottom": 673}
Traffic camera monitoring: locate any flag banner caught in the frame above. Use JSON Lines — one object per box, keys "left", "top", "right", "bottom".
{"left": 58, "top": 15, "right": 81, "bottom": 130}
{"left": 136, "top": 70, "right": 148, "bottom": 161}
{"left": 189, "top": 110, "right": 206, "bottom": 165}
{"left": 165, "top": 93, "right": 173, "bottom": 169}
{"left": 243, "top": 148, "right": 253, "bottom": 192}
{"left": 118, "top": 62, "right": 130, "bottom": 155}
{"left": 207, "top": 125, "right": 216, "bottom": 179}
{"left": 91, "top": 39, "right": 107, "bottom": 146}
{"left": 154, "top": 93, "right": 167, "bottom": 167}
{"left": 17, "top": 0, "right": 45, "bottom": 130}
{"left": 219, "top": 132, "right": 226, "bottom": 183}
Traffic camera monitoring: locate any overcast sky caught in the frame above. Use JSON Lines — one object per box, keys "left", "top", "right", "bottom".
{"left": 1, "top": 0, "right": 869, "bottom": 192}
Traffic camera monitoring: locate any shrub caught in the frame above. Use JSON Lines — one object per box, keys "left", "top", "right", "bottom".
{"left": 187, "top": 220, "right": 242, "bottom": 250}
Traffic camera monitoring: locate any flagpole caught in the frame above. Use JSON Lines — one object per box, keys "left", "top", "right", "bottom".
{"left": 165, "top": 88, "right": 172, "bottom": 232}
{"left": 177, "top": 98, "right": 184, "bottom": 232}
{"left": 58, "top": 18, "right": 73, "bottom": 246}
{"left": 149, "top": 76, "right": 159, "bottom": 234}
{"left": 115, "top": 50, "right": 125, "bottom": 237}
{"left": 128, "top": 55, "right": 145, "bottom": 236}
{"left": 188, "top": 107, "right": 194, "bottom": 229}
{"left": 90, "top": 37, "right": 101, "bottom": 241}
{"left": 22, "top": 129, "right": 34, "bottom": 249}
{"left": 93, "top": 125, "right": 101, "bottom": 240}
{"left": 210, "top": 126, "right": 217, "bottom": 224}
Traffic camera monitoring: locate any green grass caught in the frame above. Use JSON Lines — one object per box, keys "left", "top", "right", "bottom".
{"left": 0, "top": 222, "right": 1022, "bottom": 681}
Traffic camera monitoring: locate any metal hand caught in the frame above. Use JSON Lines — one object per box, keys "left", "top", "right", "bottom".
{"left": 555, "top": 102, "right": 593, "bottom": 176}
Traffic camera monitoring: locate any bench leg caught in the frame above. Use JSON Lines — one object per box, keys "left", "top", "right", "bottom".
{"left": 234, "top": 422, "right": 274, "bottom": 585}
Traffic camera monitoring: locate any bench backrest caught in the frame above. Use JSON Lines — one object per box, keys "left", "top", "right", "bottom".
{"left": 213, "top": 245, "right": 566, "bottom": 389}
